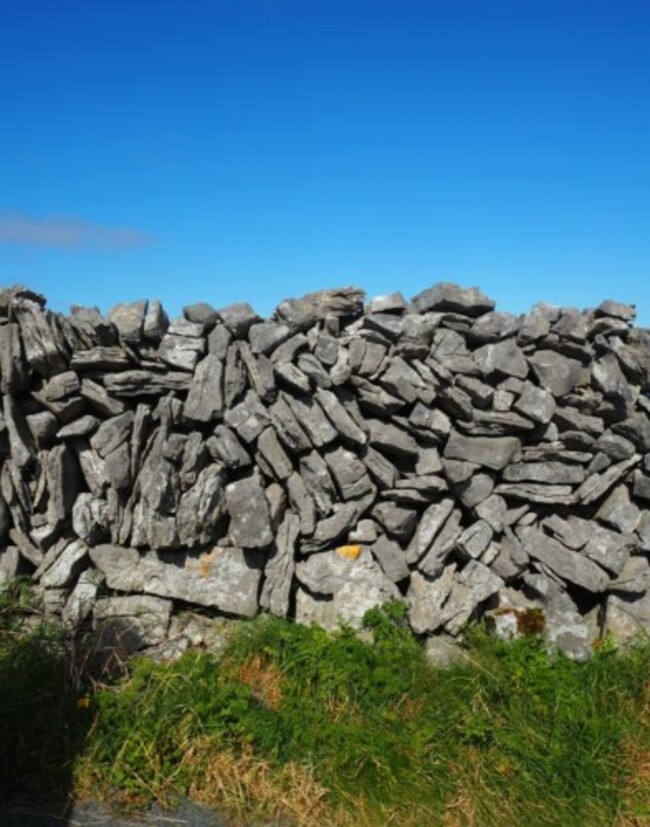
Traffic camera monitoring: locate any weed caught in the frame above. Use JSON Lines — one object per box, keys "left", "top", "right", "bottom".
{"left": 2, "top": 588, "right": 649, "bottom": 825}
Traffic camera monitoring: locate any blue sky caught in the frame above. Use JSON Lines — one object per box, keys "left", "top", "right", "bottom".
{"left": 1, "top": 0, "right": 649, "bottom": 325}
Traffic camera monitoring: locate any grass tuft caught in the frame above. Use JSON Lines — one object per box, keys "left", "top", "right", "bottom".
{"left": 1, "top": 584, "right": 649, "bottom": 825}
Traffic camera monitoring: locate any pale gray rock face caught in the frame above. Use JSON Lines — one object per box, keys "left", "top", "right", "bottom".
{"left": 444, "top": 431, "right": 521, "bottom": 471}
{"left": 183, "top": 301, "right": 219, "bottom": 327}
{"left": 90, "top": 544, "right": 264, "bottom": 617}
{"left": 603, "top": 593, "right": 650, "bottom": 644}
{"left": 39, "top": 539, "right": 88, "bottom": 588}
{"left": 275, "top": 287, "right": 365, "bottom": 331}
{"left": 93, "top": 594, "right": 172, "bottom": 652}
{"left": 261, "top": 512, "right": 299, "bottom": 617}
{"left": 517, "top": 527, "right": 610, "bottom": 593}
{"left": 225, "top": 473, "right": 273, "bottom": 548}
{"left": 295, "top": 548, "right": 399, "bottom": 630}
{"left": 217, "top": 302, "right": 260, "bottom": 337}
{"left": 527, "top": 350, "right": 583, "bottom": 397}
{"left": 411, "top": 283, "right": 495, "bottom": 316}
{"left": 473, "top": 339, "right": 528, "bottom": 380}
{"left": 108, "top": 300, "right": 148, "bottom": 343}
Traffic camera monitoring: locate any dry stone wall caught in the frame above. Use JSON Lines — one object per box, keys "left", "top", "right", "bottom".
{"left": 1, "top": 282, "right": 650, "bottom": 660}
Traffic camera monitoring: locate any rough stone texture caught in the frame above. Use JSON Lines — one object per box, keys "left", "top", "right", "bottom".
{"left": 0, "top": 281, "right": 648, "bottom": 658}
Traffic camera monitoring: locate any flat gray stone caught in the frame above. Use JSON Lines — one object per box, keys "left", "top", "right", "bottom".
{"left": 90, "top": 544, "right": 264, "bottom": 617}
{"left": 517, "top": 526, "right": 610, "bottom": 593}
{"left": 444, "top": 431, "right": 521, "bottom": 471}
{"left": 411, "top": 282, "right": 495, "bottom": 316}
{"left": 225, "top": 473, "right": 273, "bottom": 548}
{"left": 527, "top": 350, "right": 584, "bottom": 397}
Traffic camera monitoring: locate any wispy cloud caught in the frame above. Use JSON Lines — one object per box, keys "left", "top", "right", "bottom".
{"left": 0, "top": 212, "right": 152, "bottom": 250}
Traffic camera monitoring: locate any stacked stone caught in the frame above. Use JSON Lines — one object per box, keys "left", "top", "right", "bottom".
{"left": 0, "top": 281, "right": 649, "bottom": 660}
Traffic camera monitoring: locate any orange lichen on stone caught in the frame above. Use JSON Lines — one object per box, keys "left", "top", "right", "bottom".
{"left": 335, "top": 544, "right": 362, "bottom": 560}
{"left": 197, "top": 548, "right": 220, "bottom": 577}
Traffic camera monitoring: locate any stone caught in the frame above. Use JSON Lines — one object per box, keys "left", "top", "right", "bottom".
{"left": 517, "top": 526, "right": 610, "bottom": 592}
{"left": 142, "top": 299, "right": 169, "bottom": 340}
{"left": 418, "top": 508, "right": 463, "bottom": 577}
{"left": 62, "top": 568, "right": 103, "bottom": 626}
{"left": 301, "top": 503, "right": 362, "bottom": 554}
{"left": 284, "top": 393, "right": 337, "bottom": 448}
{"left": 501, "top": 462, "right": 585, "bottom": 485}
{"left": 467, "top": 311, "right": 519, "bottom": 344}
{"left": 56, "top": 414, "right": 100, "bottom": 439}
{"left": 514, "top": 383, "right": 556, "bottom": 424}
{"left": 73, "top": 493, "right": 110, "bottom": 545}
{"left": 453, "top": 472, "right": 495, "bottom": 508}
{"left": 208, "top": 425, "right": 251, "bottom": 469}
{"left": 217, "top": 302, "right": 260, "bottom": 337}
{"left": 612, "top": 413, "right": 650, "bottom": 453}
{"left": 527, "top": 350, "right": 584, "bottom": 397}
{"left": 13, "top": 298, "right": 68, "bottom": 375}
{"left": 184, "top": 352, "right": 225, "bottom": 422}
{"left": 411, "top": 283, "right": 495, "bottom": 316}
{"left": 368, "top": 292, "right": 407, "bottom": 314}
{"left": 275, "top": 287, "right": 365, "bottom": 330}
{"left": 286, "top": 472, "right": 316, "bottom": 535}
{"left": 183, "top": 301, "right": 218, "bottom": 326}
{"left": 603, "top": 593, "right": 650, "bottom": 645}
{"left": 80, "top": 378, "right": 126, "bottom": 416}
{"left": 295, "top": 548, "right": 399, "bottom": 630}
{"left": 26, "top": 410, "right": 59, "bottom": 447}
{"left": 225, "top": 473, "right": 273, "bottom": 548}
{"left": 3, "top": 394, "right": 35, "bottom": 468}
{"left": 158, "top": 332, "right": 205, "bottom": 372}
{"left": 268, "top": 396, "right": 312, "bottom": 453}
{"left": 444, "top": 431, "right": 521, "bottom": 471}
{"left": 260, "top": 512, "right": 299, "bottom": 617}
{"left": 299, "top": 451, "right": 337, "bottom": 515}
{"left": 274, "top": 361, "right": 311, "bottom": 394}
{"left": 596, "top": 486, "right": 640, "bottom": 534}
{"left": 102, "top": 369, "right": 191, "bottom": 396}
{"left": 441, "top": 561, "right": 504, "bottom": 636}
{"left": 370, "top": 536, "right": 410, "bottom": 583}
{"left": 610, "top": 556, "right": 650, "bottom": 595}
{"left": 633, "top": 472, "right": 650, "bottom": 501}
{"left": 257, "top": 427, "right": 293, "bottom": 480}
{"left": 596, "top": 433, "right": 636, "bottom": 461}
{"left": 325, "top": 447, "right": 374, "bottom": 500}
{"left": 107, "top": 299, "right": 148, "bottom": 343}
{"left": 314, "top": 388, "right": 367, "bottom": 446}
{"left": 406, "top": 498, "right": 455, "bottom": 565}
{"left": 90, "top": 411, "right": 134, "bottom": 458}
{"left": 39, "top": 539, "right": 88, "bottom": 588}
{"left": 407, "top": 566, "right": 457, "bottom": 634}
{"left": 554, "top": 406, "right": 604, "bottom": 437}
{"left": 378, "top": 357, "right": 427, "bottom": 403}
{"left": 90, "top": 544, "right": 264, "bottom": 617}
{"left": 176, "top": 465, "right": 227, "bottom": 547}
{"left": 367, "top": 419, "right": 419, "bottom": 459}
{"left": 372, "top": 502, "right": 417, "bottom": 542}
{"left": 457, "top": 520, "right": 493, "bottom": 560}
{"left": 575, "top": 455, "right": 641, "bottom": 505}
{"left": 238, "top": 343, "right": 275, "bottom": 402}
{"left": 474, "top": 338, "right": 528, "bottom": 379}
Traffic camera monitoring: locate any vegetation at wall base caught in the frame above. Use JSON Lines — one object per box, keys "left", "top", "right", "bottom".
{"left": 1, "top": 586, "right": 649, "bottom": 826}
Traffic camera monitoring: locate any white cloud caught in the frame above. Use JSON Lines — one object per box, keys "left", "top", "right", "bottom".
{"left": 0, "top": 212, "right": 151, "bottom": 249}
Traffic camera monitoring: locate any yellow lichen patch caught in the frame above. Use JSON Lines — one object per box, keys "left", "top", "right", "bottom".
{"left": 197, "top": 547, "right": 220, "bottom": 577}
{"left": 335, "top": 544, "right": 362, "bottom": 560}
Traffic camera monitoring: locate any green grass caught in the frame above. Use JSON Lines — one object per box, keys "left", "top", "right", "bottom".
{"left": 1, "top": 585, "right": 649, "bottom": 826}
